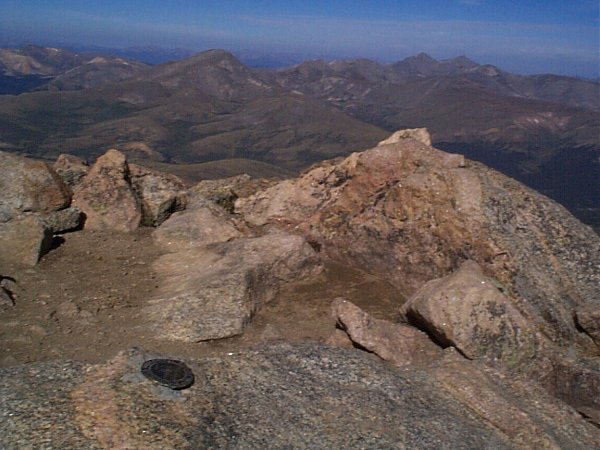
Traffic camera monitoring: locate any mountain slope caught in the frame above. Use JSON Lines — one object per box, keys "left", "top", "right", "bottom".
{"left": 0, "top": 50, "right": 387, "bottom": 170}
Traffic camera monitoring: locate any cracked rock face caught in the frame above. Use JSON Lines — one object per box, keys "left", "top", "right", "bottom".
{"left": 235, "top": 135, "right": 600, "bottom": 417}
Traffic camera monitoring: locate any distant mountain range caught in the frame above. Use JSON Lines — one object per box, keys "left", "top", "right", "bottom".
{"left": 0, "top": 45, "right": 598, "bottom": 228}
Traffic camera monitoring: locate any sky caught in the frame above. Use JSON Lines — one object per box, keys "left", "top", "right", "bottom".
{"left": 1, "top": 0, "right": 598, "bottom": 77}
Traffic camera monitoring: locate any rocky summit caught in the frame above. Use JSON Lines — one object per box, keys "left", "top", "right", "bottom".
{"left": 1, "top": 131, "right": 599, "bottom": 448}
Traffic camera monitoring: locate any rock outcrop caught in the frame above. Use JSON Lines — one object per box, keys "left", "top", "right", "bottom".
{"left": 378, "top": 127, "right": 433, "bottom": 146}
{"left": 1, "top": 344, "right": 597, "bottom": 449}
{"left": 146, "top": 232, "right": 322, "bottom": 341}
{"left": 236, "top": 131, "right": 600, "bottom": 416}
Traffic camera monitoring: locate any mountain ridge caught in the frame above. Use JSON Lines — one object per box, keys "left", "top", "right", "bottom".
{"left": 0, "top": 46, "right": 598, "bottom": 227}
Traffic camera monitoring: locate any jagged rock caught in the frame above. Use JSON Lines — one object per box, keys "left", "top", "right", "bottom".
{"left": 129, "top": 164, "right": 187, "bottom": 226}
{"left": 146, "top": 232, "right": 322, "bottom": 341}
{"left": 53, "top": 154, "right": 89, "bottom": 187}
{"left": 332, "top": 298, "right": 443, "bottom": 366}
{"left": 1, "top": 344, "right": 597, "bottom": 449}
{"left": 235, "top": 136, "right": 600, "bottom": 413}
{"left": 73, "top": 149, "right": 141, "bottom": 232}
{"left": 378, "top": 127, "right": 433, "bottom": 146}
{"left": 152, "top": 204, "right": 242, "bottom": 252}
{"left": 0, "top": 216, "right": 53, "bottom": 267}
{"left": 0, "top": 151, "right": 71, "bottom": 221}
{"left": 576, "top": 308, "right": 600, "bottom": 347}
{"left": 400, "top": 260, "right": 540, "bottom": 366}
{"left": 40, "top": 207, "right": 82, "bottom": 234}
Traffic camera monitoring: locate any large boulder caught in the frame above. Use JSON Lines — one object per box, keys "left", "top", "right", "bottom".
{"left": 0, "top": 151, "right": 71, "bottom": 221}
{"left": 1, "top": 344, "right": 597, "bottom": 449}
{"left": 0, "top": 216, "right": 53, "bottom": 267}
{"left": 72, "top": 149, "right": 141, "bottom": 232}
{"left": 400, "top": 260, "right": 540, "bottom": 366}
{"left": 129, "top": 164, "right": 187, "bottom": 226}
{"left": 146, "top": 232, "right": 322, "bottom": 341}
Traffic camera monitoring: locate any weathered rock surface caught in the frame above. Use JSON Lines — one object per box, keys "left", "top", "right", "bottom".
{"left": 189, "top": 174, "right": 278, "bottom": 212}
{"left": 401, "top": 260, "right": 540, "bottom": 366}
{"left": 53, "top": 154, "right": 89, "bottom": 187}
{"left": 146, "top": 232, "right": 322, "bottom": 341}
{"left": 0, "top": 151, "right": 71, "bottom": 220}
{"left": 0, "top": 216, "right": 53, "bottom": 267}
{"left": 152, "top": 204, "right": 241, "bottom": 252}
{"left": 129, "top": 164, "right": 187, "bottom": 226}
{"left": 378, "top": 127, "right": 433, "bottom": 146}
{"left": 576, "top": 307, "right": 600, "bottom": 347}
{"left": 1, "top": 344, "right": 597, "bottom": 449}
{"left": 40, "top": 207, "right": 83, "bottom": 234}
{"left": 332, "top": 298, "right": 443, "bottom": 366}
{"left": 236, "top": 133, "right": 600, "bottom": 414}
{"left": 72, "top": 149, "right": 142, "bottom": 232}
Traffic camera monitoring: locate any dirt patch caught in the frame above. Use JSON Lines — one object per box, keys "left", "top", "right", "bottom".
{"left": 0, "top": 229, "right": 405, "bottom": 366}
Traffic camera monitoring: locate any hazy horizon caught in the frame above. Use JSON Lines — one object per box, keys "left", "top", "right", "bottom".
{"left": 1, "top": 0, "right": 598, "bottom": 78}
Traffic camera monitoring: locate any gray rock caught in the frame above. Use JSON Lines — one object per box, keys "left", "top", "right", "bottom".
{"left": 129, "top": 164, "right": 188, "bottom": 226}
{"left": 41, "top": 207, "right": 82, "bottom": 234}
{"left": 1, "top": 344, "right": 597, "bottom": 449}
{"left": 146, "top": 232, "right": 322, "bottom": 341}
{"left": 0, "top": 216, "right": 53, "bottom": 267}
{"left": 53, "top": 154, "right": 89, "bottom": 188}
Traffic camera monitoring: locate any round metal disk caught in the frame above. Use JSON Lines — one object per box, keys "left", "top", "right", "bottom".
{"left": 141, "top": 359, "right": 195, "bottom": 390}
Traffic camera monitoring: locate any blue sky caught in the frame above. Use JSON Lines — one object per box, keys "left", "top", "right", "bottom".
{"left": 1, "top": 0, "right": 598, "bottom": 76}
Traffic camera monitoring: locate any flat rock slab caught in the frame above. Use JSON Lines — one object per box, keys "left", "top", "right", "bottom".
{"left": 152, "top": 205, "right": 242, "bottom": 253}
{"left": 1, "top": 344, "right": 597, "bottom": 449}
{"left": 147, "top": 232, "right": 322, "bottom": 341}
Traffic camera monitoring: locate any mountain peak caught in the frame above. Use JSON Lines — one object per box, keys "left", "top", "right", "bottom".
{"left": 444, "top": 55, "right": 479, "bottom": 69}
{"left": 413, "top": 52, "right": 437, "bottom": 62}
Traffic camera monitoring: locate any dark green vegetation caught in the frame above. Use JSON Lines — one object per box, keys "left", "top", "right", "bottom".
{"left": 0, "top": 46, "right": 598, "bottom": 227}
